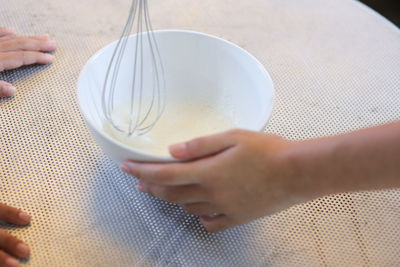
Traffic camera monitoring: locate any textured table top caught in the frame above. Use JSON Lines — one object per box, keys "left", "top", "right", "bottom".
{"left": 1, "top": 0, "right": 400, "bottom": 266}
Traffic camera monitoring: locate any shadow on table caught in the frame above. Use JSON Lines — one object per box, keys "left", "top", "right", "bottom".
{"left": 0, "top": 63, "right": 52, "bottom": 104}
{"left": 88, "top": 157, "right": 265, "bottom": 266}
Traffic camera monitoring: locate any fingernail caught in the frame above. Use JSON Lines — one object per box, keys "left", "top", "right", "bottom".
{"left": 5, "top": 257, "right": 19, "bottom": 267}
{"left": 43, "top": 54, "right": 54, "bottom": 62}
{"left": 48, "top": 40, "right": 57, "bottom": 47}
{"left": 169, "top": 142, "right": 187, "bottom": 157}
{"left": 3, "top": 86, "right": 16, "bottom": 96}
{"left": 120, "top": 163, "right": 129, "bottom": 173}
{"left": 137, "top": 183, "right": 147, "bottom": 193}
{"left": 16, "top": 243, "right": 30, "bottom": 258}
{"left": 121, "top": 162, "right": 137, "bottom": 175}
{"left": 18, "top": 212, "right": 31, "bottom": 224}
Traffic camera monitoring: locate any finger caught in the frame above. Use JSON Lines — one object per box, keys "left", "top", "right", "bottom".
{"left": 0, "top": 51, "right": 54, "bottom": 72}
{"left": 121, "top": 161, "right": 199, "bottom": 185}
{"left": 30, "top": 34, "right": 50, "bottom": 41}
{"left": 138, "top": 181, "right": 207, "bottom": 204}
{"left": 0, "top": 28, "right": 15, "bottom": 38}
{"left": 0, "top": 229, "right": 30, "bottom": 259}
{"left": 0, "top": 81, "right": 16, "bottom": 97}
{"left": 200, "top": 214, "right": 234, "bottom": 233}
{"left": 0, "top": 37, "right": 56, "bottom": 52}
{"left": 0, "top": 250, "right": 19, "bottom": 267}
{"left": 169, "top": 129, "right": 240, "bottom": 160}
{"left": 0, "top": 35, "right": 50, "bottom": 42}
{"left": 182, "top": 202, "right": 219, "bottom": 216}
{"left": 0, "top": 203, "right": 31, "bottom": 226}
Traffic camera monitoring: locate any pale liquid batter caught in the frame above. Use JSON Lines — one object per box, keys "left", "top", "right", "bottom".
{"left": 103, "top": 102, "right": 236, "bottom": 156}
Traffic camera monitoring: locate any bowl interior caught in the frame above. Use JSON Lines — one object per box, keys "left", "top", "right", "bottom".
{"left": 78, "top": 30, "right": 274, "bottom": 159}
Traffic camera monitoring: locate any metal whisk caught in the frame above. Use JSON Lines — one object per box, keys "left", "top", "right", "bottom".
{"left": 102, "top": 0, "right": 165, "bottom": 137}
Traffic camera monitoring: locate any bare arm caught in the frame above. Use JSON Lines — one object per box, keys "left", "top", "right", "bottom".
{"left": 122, "top": 121, "right": 400, "bottom": 232}
{"left": 291, "top": 121, "right": 400, "bottom": 200}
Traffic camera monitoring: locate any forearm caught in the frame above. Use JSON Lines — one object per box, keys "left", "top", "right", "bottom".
{"left": 290, "top": 121, "right": 400, "bottom": 200}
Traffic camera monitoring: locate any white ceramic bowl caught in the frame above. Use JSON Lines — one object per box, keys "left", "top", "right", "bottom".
{"left": 77, "top": 30, "right": 274, "bottom": 163}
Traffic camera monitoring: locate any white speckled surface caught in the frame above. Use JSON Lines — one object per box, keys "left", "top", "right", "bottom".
{"left": 1, "top": 0, "right": 399, "bottom": 266}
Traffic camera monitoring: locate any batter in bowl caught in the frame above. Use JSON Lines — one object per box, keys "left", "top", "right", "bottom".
{"left": 103, "top": 102, "right": 236, "bottom": 156}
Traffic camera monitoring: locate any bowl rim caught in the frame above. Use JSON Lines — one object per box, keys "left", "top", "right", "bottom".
{"left": 77, "top": 29, "right": 275, "bottom": 161}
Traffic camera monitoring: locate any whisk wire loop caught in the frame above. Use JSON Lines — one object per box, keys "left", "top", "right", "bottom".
{"left": 102, "top": 0, "right": 165, "bottom": 137}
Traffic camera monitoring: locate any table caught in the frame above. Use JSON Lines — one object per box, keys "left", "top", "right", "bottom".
{"left": 1, "top": 0, "right": 400, "bottom": 265}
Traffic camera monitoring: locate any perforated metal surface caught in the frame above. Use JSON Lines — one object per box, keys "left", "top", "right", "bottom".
{"left": 1, "top": 0, "right": 400, "bottom": 266}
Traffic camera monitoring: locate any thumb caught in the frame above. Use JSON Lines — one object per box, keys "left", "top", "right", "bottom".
{"left": 0, "top": 81, "right": 16, "bottom": 97}
{"left": 169, "top": 130, "right": 239, "bottom": 160}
